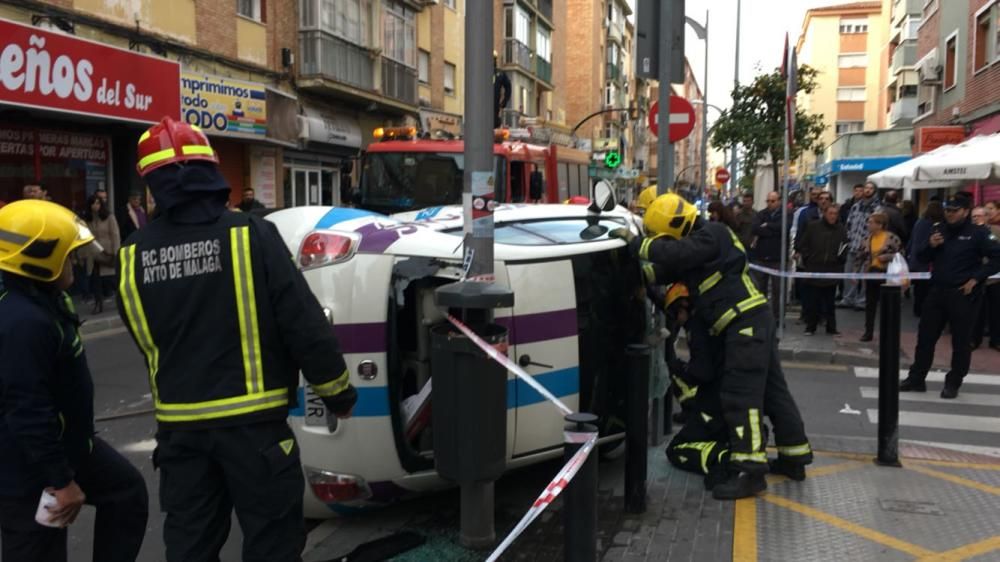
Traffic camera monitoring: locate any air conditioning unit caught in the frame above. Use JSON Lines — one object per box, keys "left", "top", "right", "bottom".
{"left": 916, "top": 48, "right": 941, "bottom": 83}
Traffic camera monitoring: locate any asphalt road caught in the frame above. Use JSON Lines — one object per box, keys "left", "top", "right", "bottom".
{"left": 30, "top": 330, "right": 999, "bottom": 561}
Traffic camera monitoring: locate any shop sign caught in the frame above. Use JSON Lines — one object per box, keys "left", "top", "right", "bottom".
{"left": 916, "top": 126, "right": 966, "bottom": 154}
{"left": 420, "top": 110, "right": 462, "bottom": 135}
{"left": 0, "top": 17, "right": 180, "bottom": 123}
{"left": 249, "top": 146, "right": 277, "bottom": 208}
{"left": 0, "top": 126, "right": 107, "bottom": 163}
{"left": 299, "top": 106, "right": 362, "bottom": 149}
{"left": 181, "top": 72, "right": 267, "bottom": 137}
{"left": 593, "top": 138, "right": 620, "bottom": 152}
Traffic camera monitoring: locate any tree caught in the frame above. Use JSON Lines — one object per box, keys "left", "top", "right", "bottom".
{"left": 710, "top": 65, "right": 827, "bottom": 193}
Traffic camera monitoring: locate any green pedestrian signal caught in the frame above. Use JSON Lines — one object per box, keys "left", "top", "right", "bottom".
{"left": 604, "top": 151, "right": 621, "bottom": 169}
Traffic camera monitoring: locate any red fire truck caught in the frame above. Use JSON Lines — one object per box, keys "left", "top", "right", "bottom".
{"left": 356, "top": 127, "right": 592, "bottom": 215}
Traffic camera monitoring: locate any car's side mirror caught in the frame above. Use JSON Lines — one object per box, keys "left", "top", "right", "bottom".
{"left": 590, "top": 180, "right": 616, "bottom": 213}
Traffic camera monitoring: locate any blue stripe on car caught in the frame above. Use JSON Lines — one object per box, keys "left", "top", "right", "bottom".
{"left": 290, "top": 367, "right": 580, "bottom": 418}
{"left": 315, "top": 207, "right": 380, "bottom": 229}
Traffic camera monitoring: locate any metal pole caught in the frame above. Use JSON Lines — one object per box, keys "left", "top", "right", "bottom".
{"left": 464, "top": 0, "right": 494, "bottom": 280}
{"left": 779, "top": 147, "right": 789, "bottom": 339}
{"left": 656, "top": 0, "right": 674, "bottom": 195}
{"left": 625, "top": 344, "right": 650, "bottom": 514}
{"left": 564, "top": 413, "right": 599, "bottom": 562}
{"left": 876, "top": 285, "right": 902, "bottom": 467}
{"left": 729, "top": 0, "right": 741, "bottom": 192}
{"left": 701, "top": 10, "right": 709, "bottom": 201}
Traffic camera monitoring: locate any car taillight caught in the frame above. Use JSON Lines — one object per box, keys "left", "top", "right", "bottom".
{"left": 299, "top": 231, "right": 358, "bottom": 270}
{"left": 306, "top": 469, "right": 372, "bottom": 504}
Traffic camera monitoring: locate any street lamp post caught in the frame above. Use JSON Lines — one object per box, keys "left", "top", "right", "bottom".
{"left": 731, "top": 0, "right": 742, "bottom": 191}
{"left": 685, "top": 12, "right": 709, "bottom": 203}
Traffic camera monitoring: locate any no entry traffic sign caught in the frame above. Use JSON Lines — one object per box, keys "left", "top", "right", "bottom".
{"left": 648, "top": 96, "right": 696, "bottom": 142}
{"left": 715, "top": 168, "right": 731, "bottom": 184}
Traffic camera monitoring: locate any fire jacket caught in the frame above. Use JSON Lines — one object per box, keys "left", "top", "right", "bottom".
{"left": 636, "top": 218, "right": 767, "bottom": 336}
{"left": 0, "top": 274, "right": 94, "bottom": 496}
{"left": 116, "top": 211, "right": 356, "bottom": 429}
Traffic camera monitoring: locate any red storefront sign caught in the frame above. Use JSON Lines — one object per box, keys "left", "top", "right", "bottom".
{"left": 915, "top": 126, "right": 966, "bottom": 154}
{"left": 0, "top": 17, "right": 180, "bottom": 124}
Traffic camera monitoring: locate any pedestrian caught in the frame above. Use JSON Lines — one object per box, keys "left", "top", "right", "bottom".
{"left": 840, "top": 181, "right": 881, "bottom": 309}
{"left": 796, "top": 204, "right": 847, "bottom": 335}
{"left": 613, "top": 193, "right": 812, "bottom": 499}
{"left": 907, "top": 201, "right": 944, "bottom": 317}
{"left": 972, "top": 200, "right": 1000, "bottom": 351}
{"left": 901, "top": 193, "right": 1000, "bottom": 398}
{"left": 0, "top": 200, "right": 148, "bottom": 562}
{"left": 118, "top": 117, "right": 358, "bottom": 562}
{"left": 839, "top": 184, "right": 864, "bottom": 224}
{"left": 856, "top": 212, "right": 902, "bottom": 342}
{"left": 82, "top": 194, "right": 120, "bottom": 314}
{"left": 750, "top": 191, "right": 790, "bottom": 319}
{"left": 881, "top": 189, "right": 909, "bottom": 243}
{"left": 120, "top": 191, "right": 149, "bottom": 241}
{"left": 734, "top": 192, "right": 755, "bottom": 249}
{"left": 972, "top": 205, "right": 987, "bottom": 226}
{"left": 22, "top": 184, "right": 44, "bottom": 200}
{"left": 901, "top": 199, "right": 917, "bottom": 238}
{"left": 707, "top": 200, "right": 738, "bottom": 231}
{"left": 238, "top": 187, "right": 266, "bottom": 213}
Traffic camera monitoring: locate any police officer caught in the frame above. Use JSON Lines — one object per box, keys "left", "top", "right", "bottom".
{"left": 614, "top": 193, "right": 812, "bottom": 499}
{"left": 0, "top": 200, "right": 148, "bottom": 561}
{"left": 118, "top": 117, "right": 357, "bottom": 562}
{"left": 901, "top": 192, "right": 1000, "bottom": 398}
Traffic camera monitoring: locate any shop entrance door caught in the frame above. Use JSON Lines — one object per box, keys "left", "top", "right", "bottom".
{"left": 284, "top": 167, "right": 340, "bottom": 207}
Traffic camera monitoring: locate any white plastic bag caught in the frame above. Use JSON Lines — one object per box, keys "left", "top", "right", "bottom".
{"left": 886, "top": 253, "right": 910, "bottom": 288}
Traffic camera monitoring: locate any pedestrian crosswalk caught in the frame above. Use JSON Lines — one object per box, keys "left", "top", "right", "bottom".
{"left": 852, "top": 367, "right": 1000, "bottom": 452}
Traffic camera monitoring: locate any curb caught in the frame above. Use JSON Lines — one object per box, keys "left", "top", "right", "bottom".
{"left": 677, "top": 335, "right": 882, "bottom": 368}
{"left": 80, "top": 313, "right": 123, "bottom": 337}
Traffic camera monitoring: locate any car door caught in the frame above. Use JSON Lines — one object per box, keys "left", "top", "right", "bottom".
{"left": 500, "top": 258, "right": 581, "bottom": 457}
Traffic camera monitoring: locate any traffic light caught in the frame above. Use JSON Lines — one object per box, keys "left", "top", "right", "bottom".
{"left": 604, "top": 151, "right": 622, "bottom": 169}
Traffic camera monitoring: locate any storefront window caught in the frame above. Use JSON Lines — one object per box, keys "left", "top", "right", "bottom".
{"left": 0, "top": 126, "right": 108, "bottom": 212}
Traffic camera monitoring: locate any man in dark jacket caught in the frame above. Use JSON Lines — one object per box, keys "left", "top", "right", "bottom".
{"left": 795, "top": 205, "right": 848, "bottom": 335}
{"left": 751, "top": 191, "right": 790, "bottom": 319}
{"left": 881, "top": 189, "right": 908, "bottom": 244}
{"left": 120, "top": 117, "right": 357, "bottom": 561}
{"left": 839, "top": 184, "right": 864, "bottom": 224}
{"left": 901, "top": 193, "right": 1000, "bottom": 398}
{"left": 734, "top": 192, "right": 756, "bottom": 249}
{"left": 0, "top": 200, "right": 148, "bottom": 562}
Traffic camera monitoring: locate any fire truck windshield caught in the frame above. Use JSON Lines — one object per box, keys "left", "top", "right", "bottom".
{"left": 358, "top": 151, "right": 506, "bottom": 214}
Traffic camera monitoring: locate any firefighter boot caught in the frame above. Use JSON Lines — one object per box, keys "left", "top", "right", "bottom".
{"left": 769, "top": 458, "right": 806, "bottom": 481}
{"left": 704, "top": 463, "right": 728, "bottom": 491}
{"left": 711, "top": 470, "right": 767, "bottom": 500}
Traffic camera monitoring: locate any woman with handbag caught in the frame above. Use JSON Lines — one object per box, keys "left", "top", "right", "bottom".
{"left": 82, "top": 194, "right": 120, "bottom": 314}
{"left": 856, "top": 212, "right": 902, "bottom": 342}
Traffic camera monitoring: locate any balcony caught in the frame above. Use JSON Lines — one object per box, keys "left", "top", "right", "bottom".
{"left": 504, "top": 38, "right": 533, "bottom": 73}
{"left": 381, "top": 57, "right": 418, "bottom": 106}
{"left": 536, "top": 57, "right": 552, "bottom": 85}
{"left": 607, "top": 21, "right": 624, "bottom": 45}
{"left": 299, "top": 30, "right": 374, "bottom": 91}
{"left": 891, "top": 40, "right": 917, "bottom": 75}
{"left": 892, "top": 0, "right": 922, "bottom": 25}
{"left": 889, "top": 97, "right": 918, "bottom": 127}
{"left": 538, "top": 0, "right": 553, "bottom": 22}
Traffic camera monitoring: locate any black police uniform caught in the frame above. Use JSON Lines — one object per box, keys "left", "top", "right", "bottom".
{"left": 117, "top": 209, "right": 357, "bottom": 562}
{"left": 0, "top": 273, "right": 148, "bottom": 562}
{"left": 637, "top": 219, "right": 812, "bottom": 477}
{"left": 906, "top": 217, "right": 1000, "bottom": 391}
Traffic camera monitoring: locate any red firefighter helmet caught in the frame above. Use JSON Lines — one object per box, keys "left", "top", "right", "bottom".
{"left": 136, "top": 116, "right": 219, "bottom": 177}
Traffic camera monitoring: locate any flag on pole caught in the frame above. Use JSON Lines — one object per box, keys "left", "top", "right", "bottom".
{"left": 785, "top": 33, "right": 797, "bottom": 153}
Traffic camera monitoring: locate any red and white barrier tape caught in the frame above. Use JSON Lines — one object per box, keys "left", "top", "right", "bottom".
{"left": 445, "top": 313, "right": 573, "bottom": 416}
{"left": 485, "top": 431, "right": 599, "bottom": 562}
{"left": 749, "top": 263, "right": 929, "bottom": 281}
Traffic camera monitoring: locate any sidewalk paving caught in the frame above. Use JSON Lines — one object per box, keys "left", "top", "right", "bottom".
{"left": 303, "top": 438, "right": 1000, "bottom": 562}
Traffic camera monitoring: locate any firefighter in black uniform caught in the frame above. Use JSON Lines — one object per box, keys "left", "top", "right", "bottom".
{"left": 119, "top": 117, "right": 357, "bottom": 562}
{"left": 902, "top": 192, "right": 1000, "bottom": 398}
{"left": 0, "top": 200, "right": 148, "bottom": 562}
{"left": 613, "top": 193, "right": 812, "bottom": 499}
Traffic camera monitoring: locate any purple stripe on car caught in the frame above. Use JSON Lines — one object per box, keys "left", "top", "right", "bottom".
{"left": 495, "top": 308, "right": 577, "bottom": 345}
{"left": 334, "top": 322, "right": 386, "bottom": 354}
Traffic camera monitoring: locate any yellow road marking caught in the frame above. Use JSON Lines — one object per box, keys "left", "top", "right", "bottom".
{"left": 908, "top": 465, "right": 1000, "bottom": 496}
{"left": 767, "top": 460, "right": 863, "bottom": 487}
{"left": 761, "top": 494, "right": 935, "bottom": 558}
{"left": 732, "top": 498, "right": 757, "bottom": 562}
{"left": 916, "top": 536, "right": 1000, "bottom": 562}
{"left": 780, "top": 361, "right": 848, "bottom": 372}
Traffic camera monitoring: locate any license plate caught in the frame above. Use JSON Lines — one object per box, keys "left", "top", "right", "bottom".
{"left": 303, "top": 386, "right": 328, "bottom": 427}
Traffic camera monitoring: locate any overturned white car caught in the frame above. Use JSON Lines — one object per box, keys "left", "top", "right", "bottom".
{"left": 266, "top": 203, "right": 645, "bottom": 518}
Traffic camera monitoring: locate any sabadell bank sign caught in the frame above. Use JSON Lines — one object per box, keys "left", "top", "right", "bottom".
{"left": 0, "top": 17, "right": 180, "bottom": 124}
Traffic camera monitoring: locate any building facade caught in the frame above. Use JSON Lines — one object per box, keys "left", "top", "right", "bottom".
{"left": 882, "top": 0, "right": 923, "bottom": 128}
{"left": 913, "top": 0, "right": 1000, "bottom": 201}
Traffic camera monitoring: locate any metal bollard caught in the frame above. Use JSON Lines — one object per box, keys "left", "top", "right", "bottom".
{"left": 564, "top": 412, "right": 599, "bottom": 562}
{"left": 875, "top": 284, "right": 903, "bottom": 467}
{"left": 663, "top": 384, "right": 674, "bottom": 435}
{"left": 624, "top": 344, "right": 650, "bottom": 514}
